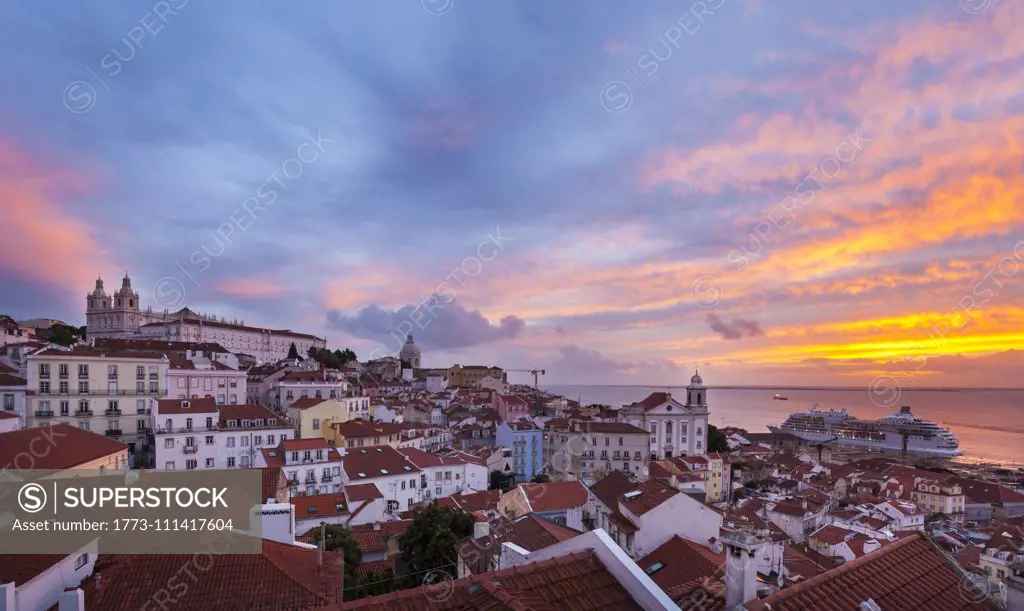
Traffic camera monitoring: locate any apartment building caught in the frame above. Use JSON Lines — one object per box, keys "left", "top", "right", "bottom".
{"left": 544, "top": 421, "right": 649, "bottom": 483}
{"left": 0, "top": 367, "right": 27, "bottom": 428}
{"left": 153, "top": 398, "right": 292, "bottom": 470}
{"left": 271, "top": 370, "right": 349, "bottom": 411}
{"left": 25, "top": 348, "right": 169, "bottom": 455}
{"left": 167, "top": 355, "right": 247, "bottom": 405}
{"left": 259, "top": 437, "right": 345, "bottom": 497}
{"left": 495, "top": 421, "right": 543, "bottom": 482}
{"left": 648, "top": 453, "right": 732, "bottom": 503}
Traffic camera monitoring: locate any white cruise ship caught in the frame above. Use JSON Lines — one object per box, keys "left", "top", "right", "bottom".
{"left": 769, "top": 405, "right": 962, "bottom": 457}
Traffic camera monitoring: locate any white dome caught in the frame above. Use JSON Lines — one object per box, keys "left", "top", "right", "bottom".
{"left": 690, "top": 372, "right": 703, "bottom": 385}
{"left": 399, "top": 334, "right": 421, "bottom": 358}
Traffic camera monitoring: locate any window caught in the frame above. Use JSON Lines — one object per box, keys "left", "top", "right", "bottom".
{"left": 39, "top": 364, "right": 50, "bottom": 378}
{"left": 227, "top": 457, "right": 235, "bottom": 467}
{"left": 313, "top": 418, "right": 320, "bottom": 430}
{"left": 2, "top": 395, "right": 12, "bottom": 410}
{"left": 436, "top": 487, "right": 442, "bottom": 495}
{"left": 78, "top": 381, "right": 89, "bottom": 394}
{"left": 185, "top": 459, "right": 197, "bottom": 470}
{"left": 39, "top": 381, "right": 50, "bottom": 394}
{"left": 60, "top": 401, "right": 69, "bottom": 416}
{"left": 79, "top": 421, "right": 90, "bottom": 431}
{"left": 164, "top": 439, "right": 174, "bottom": 449}
{"left": 268, "top": 434, "right": 275, "bottom": 445}
{"left": 240, "top": 456, "right": 251, "bottom": 467}
{"left": 165, "top": 461, "right": 175, "bottom": 470}
{"left": 226, "top": 437, "right": 235, "bottom": 448}
{"left": 59, "top": 364, "right": 69, "bottom": 378}
{"left": 205, "top": 435, "right": 214, "bottom": 445}
{"left": 401, "top": 481, "right": 406, "bottom": 490}
{"left": 74, "top": 554, "right": 88, "bottom": 570}
{"left": 205, "top": 458, "right": 214, "bottom": 468}
{"left": 241, "top": 437, "right": 249, "bottom": 447}
{"left": 78, "top": 364, "right": 89, "bottom": 378}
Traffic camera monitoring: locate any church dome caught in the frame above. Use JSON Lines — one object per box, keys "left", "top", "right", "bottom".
{"left": 92, "top": 275, "right": 107, "bottom": 296}
{"left": 399, "top": 334, "right": 421, "bottom": 360}
{"left": 690, "top": 371, "right": 704, "bottom": 386}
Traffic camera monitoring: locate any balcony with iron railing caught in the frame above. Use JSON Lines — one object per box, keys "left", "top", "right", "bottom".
{"left": 105, "top": 408, "right": 122, "bottom": 416}
{"left": 155, "top": 426, "right": 219, "bottom": 434}
{"left": 321, "top": 474, "right": 334, "bottom": 482}
{"left": 108, "top": 373, "right": 118, "bottom": 380}
{"left": 105, "top": 429, "right": 122, "bottom": 436}
{"left": 75, "top": 409, "right": 93, "bottom": 417}
{"left": 183, "top": 445, "right": 198, "bottom": 454}
{"left": 34, "top": 410, "right": 54, "bottom": 418}
{"left": 30, "top": 388, "right": 168, "bottom": 397}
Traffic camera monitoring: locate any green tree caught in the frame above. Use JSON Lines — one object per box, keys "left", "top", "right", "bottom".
{"left": 307, "top": 346, "right": 319, "bottom": 359}
{"left": 531, "top": 473, "right": 551, "bottom": 483}
{"left": 398, "top": 504, "right": 474, "bottom": 584}
{"left": 336, "top": 348, "right": 357, "bottom": 365}
{"left": 707, "top": 424, "right": 730, "bottom": 453}
{"left": 47, "top": 323, "right": 78, "bottom": 347}
{"left": 287, "top": 342, "right": 299, "bottom": 360}
{"left": 307, "top": 525, "right": 362, "bottom": 599}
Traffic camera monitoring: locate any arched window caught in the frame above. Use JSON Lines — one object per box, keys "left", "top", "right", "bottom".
{"left": 129, "top": 299, "right": 134, "bottom": 307}
{"left": 697, "top": 392, "right": 702, "bottom": 404}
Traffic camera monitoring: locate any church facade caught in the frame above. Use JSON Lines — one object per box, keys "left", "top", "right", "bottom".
{"left": 85, "top": 273, "right": 325, "bottom": 364}
{"left": 620, "top": 372, "right": 711, "bottom": 459}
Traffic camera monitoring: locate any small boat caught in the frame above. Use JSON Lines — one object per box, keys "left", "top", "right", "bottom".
{"left": 773, "top": 393, "right": 788, "bottom": 401}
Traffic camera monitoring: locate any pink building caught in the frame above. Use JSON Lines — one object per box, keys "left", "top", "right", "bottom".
{"left": 492, "top": 393, "right": 530, "bottom": 422}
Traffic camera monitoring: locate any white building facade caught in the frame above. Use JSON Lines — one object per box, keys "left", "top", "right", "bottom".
{"left": 84, "top": 273, "right": 324, "bottom": 362}
{"left": 25, "top": 349, "right": 169, "bottom": 455}
{"left": 620, "top": 373, "right": 710, "bottom": 459}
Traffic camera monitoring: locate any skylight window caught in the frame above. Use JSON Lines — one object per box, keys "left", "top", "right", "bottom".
{"left": 624, "top": 490, "right": 642, "bottom": 500}
{"left": 380, "top": 469, "right": 388, "bottom": 474}
{"left": 358, "top": 472, "right": 366, "bottom": 477}
{"left": 644, "top": 561, "right": 664, "bottom": 575}
{"left": 307, "top": 506, "right": 317, "bottom": 514}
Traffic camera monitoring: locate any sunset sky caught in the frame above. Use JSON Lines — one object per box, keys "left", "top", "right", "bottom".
{"left": 1, "top": 1, "right": 1022, "bottom": 388}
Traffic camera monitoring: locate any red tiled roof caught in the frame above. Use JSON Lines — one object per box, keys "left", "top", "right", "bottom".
{"left": 447, "top": 489, "right": 500, "bottom": 513}
{"left": 345, "top": 483, "right": 384, "bottom": 502}
{"left": 619, "top": 479, "right": 680, "bottom": 517}
{"left": 634, "top": 392, "right": 672, "bottom": 411}
{"left": 520, "top": 480, "right": 589, "bottom": 512}
{"left": 783, "top": 546, "right": 831, "bottom": 581}
{"left": 0, "top": 362, "right": 16, "bottom": 373}
{"left": 590, "top": 471, "right": 639, "bottom": 511}
{"left": 0, "top": 424, "right": 126, "bottom": 470}
{"left": 291, "top": 493, "right": 349, "bottom": 519}
{"left": 0, "top": 411, "right": 18, "bottom": 420}
{"left": 334, "top": 549, "right": 641, "bottom": 611}
{"left": 670, "top": 577, "right": 727, "bottom": 610}
{"left": 290, "top": 396, "right": 329, "bottom": 410}
{"left": 351, "top": 530, "right": 387, "bottom": 554}
{"left": 219, "top": 403, "right": 290, "bottom": 428}
{"left": 82, "top": 540, "right": 342, "bottom": 609}
{"left": 0, "top": 373, "right": 26, "bottom": 386}
{"left": 637, "top": 535, "right": 724, "bottom": 592}
{"left": 748, "top": 533, "right": 991, "bottom": 610}
{"left": 282, "top": 438, "right": 334, "bottom": 451}
{"left": 949, "top": 477, "right": 1024, "bottom": 505}
{"left": 156, "top": 396, "right": 218, "bottom": 414}
{"left": 255, "top": 466, "right": 286, "bottom": 502}
{"left": 810, "top": 524, "right": 855, "bottom": 546}
{"left": 0, "top": 555, "right": 67, "bottom": 586}
{"left": 344, "top": 445, "right": 421, "bottom": 480}
{"left": 356, "top": 557, "right": 395, "bottom": 580}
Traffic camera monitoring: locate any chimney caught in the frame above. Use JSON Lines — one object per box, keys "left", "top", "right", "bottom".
{"left": 721, "top": 531, "right": 763, "bottom": 609}
{"left": 58, "top": 589, "right": 85, "bottom": 611}
{"left": 317, "top": 522, "right": 326, "bottom": 568}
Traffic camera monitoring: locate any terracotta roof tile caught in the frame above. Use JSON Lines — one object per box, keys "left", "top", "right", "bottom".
{"left": 345, "top": 483, "right": 384, "bottom": 502}
{"left": 0, "top": 424, "right": 126, "bottom": 470}
{"left": 669, "top": 577, "right": 727, "bottom": 610}
{"left": 344, "top": 445, "right": 421, "bottom": 480}
{"left": 290, "top": 396, "right": 330, "bottom": 410}
{"left": 351, "top": 530, "right": 387, "bottom": 554}
{"left": 0, "top": 555, "right": 67, "bottom": 586}
{"left": 0, "top": 373, "right": 26, "bottom": 386}
{"left": 82, "top": 540, "right": 342, "bottom": 609}
{"left": 335, "top": 549, "right": 641, "bottom": 611}
{"left": 292, "top": 493, "right": 349, "bottom": 519}
{"left": 356, "top": 557, "right": 395, "bottom": 580}
{"left": 590, "top": 471, "right": 641, "bottom": 511}
{"left": 520, "top": 480, "right": 589, "bottom": 512}
{"left": 619, "top": 479, "right": 679, "bottom": 517}
{"left": 637, "top": 535, "right": 724, "bottom": 592}
{"left": 748, "top": 533, "right": 992, "bottom": 610}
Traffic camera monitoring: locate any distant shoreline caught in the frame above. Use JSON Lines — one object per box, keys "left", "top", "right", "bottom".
{"left": 543, "top": 385, "right": 1024, "bottom": 392}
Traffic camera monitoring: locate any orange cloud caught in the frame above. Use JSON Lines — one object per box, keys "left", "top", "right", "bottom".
{"left": 214, "top": 278, "right": 288, "bottom": 299}
{"left": 0, "top": 138, "right": 110, "bottom": 292}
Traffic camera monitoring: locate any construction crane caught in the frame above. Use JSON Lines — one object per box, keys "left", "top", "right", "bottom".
{"left": 508, "top": 368, "right": 546, "bottom": 389}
